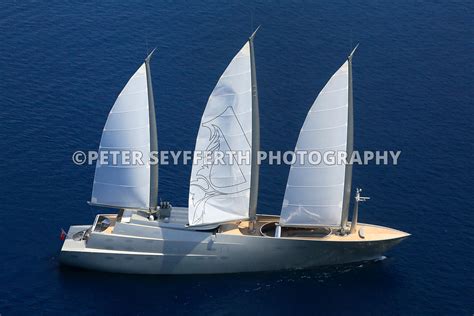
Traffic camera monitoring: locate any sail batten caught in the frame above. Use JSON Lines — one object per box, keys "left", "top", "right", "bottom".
{"left": 93, "top": 182, "right": 149, "bottom": 188}
{"left": 287, "top": 183, "right": 345, "bottom": 188}
{"left": 280, "top": 60, "right": 351, "bottom": 227}
{"left": 188, "top": 41, "right": 255, "bottom": 227}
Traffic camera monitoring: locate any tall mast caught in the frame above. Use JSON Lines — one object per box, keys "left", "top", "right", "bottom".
{"left": 145, "top": 49, "right": 158, "bottom": 211}
{"left": 248, "top": 27, "right": 260, "bottom": 224}
{"left": 341, "top": 44, "right": 358, "bottom": 229}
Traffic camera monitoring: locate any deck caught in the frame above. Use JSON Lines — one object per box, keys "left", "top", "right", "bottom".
{"left": 93, "top": 209, "right": 409, "bottom": 242}
{"left": 220, "top": 216, "right": 410, "bottom": 242}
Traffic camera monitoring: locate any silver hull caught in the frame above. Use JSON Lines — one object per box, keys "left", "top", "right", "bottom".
{"left": 60, "top": 208, "right": 409, "bottom": 274}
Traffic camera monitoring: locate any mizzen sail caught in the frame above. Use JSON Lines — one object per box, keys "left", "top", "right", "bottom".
{"left": 188, "top": 41, "right": 254, "bottom": 226}
{"left": 280, "top": 58, "right": 353, "bottom": 227}
{"left": 91, "top": 57, "right": 157, "bottom": 210}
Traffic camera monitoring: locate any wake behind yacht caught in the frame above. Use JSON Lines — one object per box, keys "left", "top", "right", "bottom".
{"left": 60, "top": 32, "right": 409, "bottom": 274}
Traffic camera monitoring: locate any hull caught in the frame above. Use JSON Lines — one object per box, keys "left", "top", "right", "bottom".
{"left": 60, "top": 208, "right": 409, "bottom": 274}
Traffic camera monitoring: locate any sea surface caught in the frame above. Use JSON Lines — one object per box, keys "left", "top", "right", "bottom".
{"left": 0, "top": 0, "right": 472, "bottom": 315}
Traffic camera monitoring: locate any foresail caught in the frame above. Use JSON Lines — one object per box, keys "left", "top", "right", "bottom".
{"left": 280, "top": 61, "right": 350, "bottom": 227}
{"left": 188, "top": 42, "right": 252, "bottom": 226}
{"left": 91, "top": 63, "right": 151, "bottom": 209}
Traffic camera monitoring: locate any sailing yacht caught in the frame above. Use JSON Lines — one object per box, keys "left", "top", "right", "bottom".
{"left": 60, "top": 33, "right": 409, "bottom": 274}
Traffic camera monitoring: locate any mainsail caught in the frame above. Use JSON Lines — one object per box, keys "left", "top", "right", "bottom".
{"left": 91, "top": 54, "right": 158, "bottom": 210}
{"left": 280, "top": 54, "right": 355, "bottom": 227}
{"left": 188, "top": 39, "right": 257, "bottom": 227}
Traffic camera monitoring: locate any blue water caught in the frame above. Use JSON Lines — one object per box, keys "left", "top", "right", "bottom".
{"left": 1, "top": 0, "right": 472, "bottom": 314}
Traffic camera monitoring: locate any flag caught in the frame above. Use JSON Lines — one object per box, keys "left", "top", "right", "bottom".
{"left": 60, "top": 228, "right": 67, "bottom": 241}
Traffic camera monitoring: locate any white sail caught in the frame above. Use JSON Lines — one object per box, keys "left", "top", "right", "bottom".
{"left": 280, "top": 61, "right": 350, "bottom": 227}
{"left": 188, "top": 42, "right": 253, "bottom": 226}
{"left": 91, "top": 63, "right": 152, "bottom": 209}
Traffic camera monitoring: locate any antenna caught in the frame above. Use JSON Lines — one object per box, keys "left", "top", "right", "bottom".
{"left": 355, "top": 188, "right": 370, "bottom": 202}
{"left": 145, "top": 47, "right": 157, "bottom": 62}
{"left": 249, "top": 25, "right": 261, "bottom": 41}
{"left": 350, "top": 188, "right": 370, "bottom": 234}
{"left": 348, "top": 43, "right": 359, "bottom": 60}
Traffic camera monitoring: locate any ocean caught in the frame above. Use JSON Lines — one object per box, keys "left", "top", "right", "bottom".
{"left": 0, "top": 0, "right": 472, "bottom": 314}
